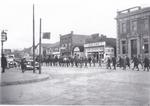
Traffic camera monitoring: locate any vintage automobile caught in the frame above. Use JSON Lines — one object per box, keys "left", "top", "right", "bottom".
{"left": 25, "top": 60, "right": 39, "bottom": 70}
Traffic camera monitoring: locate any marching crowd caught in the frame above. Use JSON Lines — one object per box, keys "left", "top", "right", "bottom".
{"left": 1, "top": 53, "right": 150, "bottom": 73}
{"left": 39, "top": 54, "right": 150, "bottom": 72}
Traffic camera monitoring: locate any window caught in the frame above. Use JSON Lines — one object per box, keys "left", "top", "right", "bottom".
{"left": 121, "top": 23, "right": 126, "bottom": 33}
{"left": 141, "top": 19, "right": 149, "bottom": 31}
{"left": 131, "top": 21, "right": 137, "bottom": 31}
{"left": 122, "top": 41, "right": 127, "bottom": 54}
{"left": 143, "top": 38, "right": 149, "bottom": 53}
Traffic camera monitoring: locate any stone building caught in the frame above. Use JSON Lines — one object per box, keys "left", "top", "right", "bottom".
{"left": 116, "top": 6, "right": 150, "bottom": 58}
{"left": 84, "top": 34, "right": 116, "bottom": 61}
{"left": 60, "top": 31, "right": 90, "bottom": 56}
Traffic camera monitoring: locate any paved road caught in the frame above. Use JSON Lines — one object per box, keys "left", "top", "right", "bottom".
{"left": 1, "top": 66, "right": 150, "bottom": 105}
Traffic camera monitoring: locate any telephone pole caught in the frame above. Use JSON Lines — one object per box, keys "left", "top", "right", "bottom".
{"left": 33, "top": 4, "right": 35, "bottom": 73}
{"left": 39, "top": 18, "right": 42, "bottom": 74}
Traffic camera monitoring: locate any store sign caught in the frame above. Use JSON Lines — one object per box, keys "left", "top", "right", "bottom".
{"left": 86, "top": 47, "right": 104, "bottom": 52}
{"left": 1, "top": 31, "right": 7, "bottom": 42}
{"left": 84, "top": 41, "right": 105, "bottom": 47}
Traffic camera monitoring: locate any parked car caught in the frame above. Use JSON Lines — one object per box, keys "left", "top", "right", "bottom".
{"left": 25, "top": 60, "right": 39, "bottom": 70}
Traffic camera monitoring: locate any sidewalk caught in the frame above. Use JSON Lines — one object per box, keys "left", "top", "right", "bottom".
{"left": 0, "top": 68, "right": 50, "bottom": 86}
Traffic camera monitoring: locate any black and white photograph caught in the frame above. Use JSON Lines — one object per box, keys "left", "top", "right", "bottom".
{"left": 0, "top": 0, "right": 150, "bottom": 105}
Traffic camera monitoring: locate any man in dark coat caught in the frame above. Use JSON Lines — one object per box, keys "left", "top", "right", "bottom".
{"left": 20, "top": 58, "right": 26, "bottom": 73}
{"left": 88, "top": 57, "right": 92, "bottom": 67}
{"left": 112, "top": 56, "right": 116, "bottom": 70}
{"left": 143, "top": 56, "right": 149, "bottom": 71}
{"left": 132, "top": 55, "right": 139, "bottom": 71}
{"left": 126, "top": 56, "right": 130, "bottom": 69}
{"left": 107, "top": 57, "right": 111, "bottom": 69}
{"left": 118, "top": 56, "right": 122, "bottom": 68}
{"left": 1, "top": 54, "right": 7, "bottom": 73}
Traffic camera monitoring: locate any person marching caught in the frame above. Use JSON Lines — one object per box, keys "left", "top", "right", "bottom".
{"left": 84, "top": 56, "right": 88, "bottom": 67}
{"left": 132, "top": 55, "right": 139, "bottom": 71}
{"left": 122, "top": 56, "right": 126, "bottom": 70}
{"left": 20, "top": 58, "right": 26, "bottom": 73}
{"left": 118, "top": 56, "right": 123, "bottom": 68}
{"left": 106, "top": 57, "right": 111, "bottom": 69}
{"left": 112, "top": 56, "right": 116, "bottom": 70}
{"left": 98, "top": 56, "right": 102, "bottom": 67}
{"left": 88, "top": 56, "right": 92, "bottom": 67}
{"left": 126, "top": 56, "right": 130, "bottom": 69}
{"left": 143, "top": 55, "right": 149, "bottom": 71}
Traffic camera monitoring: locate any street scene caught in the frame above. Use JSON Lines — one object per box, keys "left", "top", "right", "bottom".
{"left": 1, "top": 65, "right": 150, "bottom": 105}
{"left": 1, "top": 0, "right": 150, "bottom": 105}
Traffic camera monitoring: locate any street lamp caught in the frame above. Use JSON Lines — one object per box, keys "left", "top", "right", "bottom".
{"left": 1, "top": 30, "right": 7, "bottom": 57}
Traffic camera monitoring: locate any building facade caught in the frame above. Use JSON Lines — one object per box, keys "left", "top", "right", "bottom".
{"left": 60, "top": 31, "right": 90, "bottom": 56}
{"left": 84, "top": 34, "right": 116, "bottom": 60}
{"left": 34, "top": 42, "right": 60, "bottom": 57}
{"left": 116, "top": 6, "right": 150, "bottom": 58}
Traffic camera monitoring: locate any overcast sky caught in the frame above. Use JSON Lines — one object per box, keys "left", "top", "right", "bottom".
{"left": 0, "top": 0, "right": 150, "bottom": 50}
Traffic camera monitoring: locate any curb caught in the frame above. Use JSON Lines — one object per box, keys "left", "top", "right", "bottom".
{"left": 0, "top": 75, "right": 50, "bottom": 87}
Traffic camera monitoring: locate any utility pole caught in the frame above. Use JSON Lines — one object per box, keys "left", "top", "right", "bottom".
{"left": 39, "top": 18, "right": 42, "bottom": 74}
{"left": 33, "top": 4, "right": 35, "bottom": 73}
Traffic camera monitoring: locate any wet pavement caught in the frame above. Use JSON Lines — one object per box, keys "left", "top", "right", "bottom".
{"left": 1, "top": 66, "right": 150, "bottom": 105}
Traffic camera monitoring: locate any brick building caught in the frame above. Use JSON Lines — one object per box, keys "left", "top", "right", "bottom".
{"left": 60, "top": 31, "right": 90, "bottom": 56}
{"left": 116, "top": 6, "right": 150, "bottom": 58}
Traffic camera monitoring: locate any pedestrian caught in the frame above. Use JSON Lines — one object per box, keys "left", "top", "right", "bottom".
{"left": 84, "top": 56, "right": 88, "bottom": 67}
{"left": 132, "top": 55, "right": 139, "bottom": 71}
{"left": 20, "top": 58, "right": 26, "bottom": 73}
{"left": 118, "top": 56, "right": 122, "bottom": 68}
{"left": 126, "top": 56, "right": 130, "bottom": 69}
{"left": 74, "top": 55, "right": 78, "bottom": 67}
{"left": 1, "top": 54, "right": 7, "bottom": 73}
{"left": 106, "top": 57, "right": 111, "bottom": 69}
{"left": 143, "top": 56, "right": 149, "bottom": 71}
{"left": 138, "top": 55, "right": 143, "bottom": 69}
{"left": 70, "top": 56, "right": 74, "bottom": 67}
{"left": 88, "top": 56, "right": 92, "bottom": 67}
{"left": 79, "top": 57, "right": 83, "bottom": 68}
{"left": 92, "top": 57, "right": 96, "bottom": 67}
{"left": 112, "top": 56, "right": 116, "bottom": 70}
{"left": 122, "top": 56, "right": 126, "bottom": 70}
{"left": 98, "top": 57, "right": 102, "bottom": 67}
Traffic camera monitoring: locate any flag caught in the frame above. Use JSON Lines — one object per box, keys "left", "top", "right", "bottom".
{"left": 42, "top": 32, "right": 50, "bottom": 39}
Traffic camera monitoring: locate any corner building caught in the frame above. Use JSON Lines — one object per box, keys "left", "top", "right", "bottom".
{"left": 60, "top": 31, "right": 90, "bottom": 56}
{"left": 116, "top": 6, "right": 150, "bottom": 58}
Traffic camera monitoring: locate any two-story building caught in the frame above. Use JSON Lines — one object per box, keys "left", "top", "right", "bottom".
{"left": 84, "top": 34, "right": 116, "bottom": 60}
{"left": 116, "top": 6, "right": 150, "bottom": 58}
{"left": 60, "top": 31, "right": 90, "bottom": 56}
